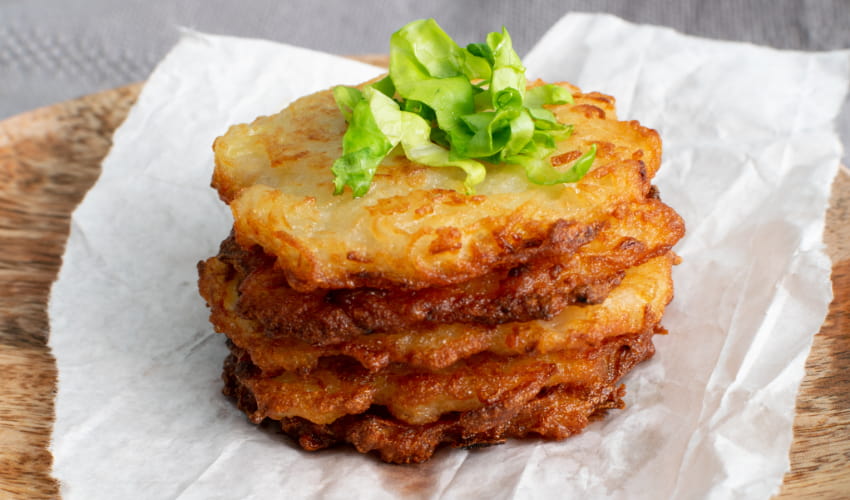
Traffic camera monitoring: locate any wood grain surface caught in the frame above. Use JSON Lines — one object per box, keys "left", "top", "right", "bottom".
{"left": 0, "top": 80, "right": 847, "bottom": 499}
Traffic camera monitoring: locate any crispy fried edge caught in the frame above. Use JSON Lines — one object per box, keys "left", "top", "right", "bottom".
{"left": 199, "top": 195, "right": 683, "bottom": 345}
{"left": 221, "top": 328, "right": 655, "bottom": 463}
{"left": 199, "top": 252, "right": 674, "bottom": 374}
{"left": 213, "top": 82, "right": 665, "bottom": 292}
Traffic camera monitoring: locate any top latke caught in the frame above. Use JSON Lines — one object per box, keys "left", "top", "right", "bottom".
{"left": 213, "top": 81, "right": 661, "bottom": 291}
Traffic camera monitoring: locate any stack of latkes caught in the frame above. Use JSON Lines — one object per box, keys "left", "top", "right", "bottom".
{"left": 198, "top": 81, "right": 684, "bottom": 464}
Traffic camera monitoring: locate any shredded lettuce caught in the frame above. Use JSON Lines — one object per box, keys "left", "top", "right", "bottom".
{"left": 331, "top": 18, "right": 595, "bottom": 197}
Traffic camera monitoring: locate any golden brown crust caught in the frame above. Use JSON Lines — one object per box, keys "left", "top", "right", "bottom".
{"left": 276, "top": 385, "right": 627, "bottom": 464}
{"left": 197, "top": 194, "right": 683, "bottom": 345}
{"left": 232, "top": 218, "right": 606, "bottom": 333}
{"left": 221, "top": 328, "right": 655, "bottom": 463}
{"left": 199, "top": 252, "right": 674, "bottom": 373}
{"left": 200, "top": 78, "right": 682, "bottom": 465}
{"left": 222, "top": 327, "right": 656, "bottom": 426}
{"left": 212, "top": 83, "right": 664, "bottom": 291}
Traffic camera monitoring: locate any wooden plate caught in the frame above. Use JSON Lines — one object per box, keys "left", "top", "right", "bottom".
{"left": 0, "top": 80, "right": 847, "bottom": 498}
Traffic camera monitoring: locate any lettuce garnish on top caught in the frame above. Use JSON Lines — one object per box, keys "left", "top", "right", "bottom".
{"left": 331, "top": 19, "right": 596, "bottom": 197}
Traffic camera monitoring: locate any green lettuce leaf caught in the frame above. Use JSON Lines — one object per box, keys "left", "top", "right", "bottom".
{"left": 511, "top": 143, "right": 597, "bottom": 185}
{"left": 331, "top": 89, "right": 396, "bottom": 197}
{"left": 330, "top": 18, "right": 594, "bottom": 197}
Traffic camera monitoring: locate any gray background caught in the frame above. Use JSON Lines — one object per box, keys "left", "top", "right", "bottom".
{"left": 2, "top": 0, "right": 848, "bottom": 162}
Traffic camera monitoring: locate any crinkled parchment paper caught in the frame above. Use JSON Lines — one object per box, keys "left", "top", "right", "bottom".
{"left": 48, "top": 13, "right": 850, "bottom": 499}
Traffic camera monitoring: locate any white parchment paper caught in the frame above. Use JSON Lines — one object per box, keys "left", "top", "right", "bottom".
{"left": 49, "top": 13, "right": 850, "bottom": 499}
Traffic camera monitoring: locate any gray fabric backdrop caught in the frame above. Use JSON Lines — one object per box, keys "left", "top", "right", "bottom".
{"left": 2, "top": 0, "right": 848, "bottom": 161}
